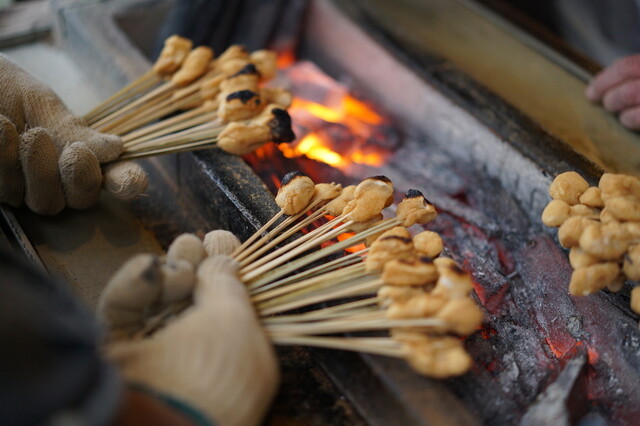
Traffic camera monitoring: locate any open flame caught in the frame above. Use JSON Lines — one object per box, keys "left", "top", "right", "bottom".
{"left": 255, "top": 59, "right": 394, "bottom": 172}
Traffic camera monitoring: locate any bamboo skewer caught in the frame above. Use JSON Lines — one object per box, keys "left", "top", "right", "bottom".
{"left": 231, "top": 211, "right": 285, "bottom": 258}
{"left": 266, "top": 317, "right": 445, "bottom": 336}
{"left": 233, "top": 200, "right": 326, "bottom": 262}
{"left": 121, "top": 103, "right": 219, "bottom": 144}
{"left": 263, "top": 297, "right": 381, "bottom": 323}
{"left": 117, "top": 138, "right": 221, "bottom": 161}
{"left": 107, "top": 92, "right": 204, "bottom": 136}
{"left": 249, "top": 250, "right": 366, "bottom": 294}
{"left": 245, "top": 218, "right": 402, "bottom": 288}
{"left": 251, "top": 263, "right": 366, "bottom": 304}
{"left": 258, "top": 278, "right": 383, "bottom": 316}
{"left": 92, "top": 81, "right": 176, "bottom": 130}
{"left": 238, "top": 209, "right": 329, "bottom": 267}
{"left": 240, "top": 219, "right": 354, "bottom": 281}
{"left": 271, "top": 336, "right": 405, "bottom": 358}
{"left": 124, "top": 121, "right": 222, "bottom": 151}
{"left": 262, "top": 306, "right": 380, "bottom": 324}
{"left": 122, "top": 111, "right": 219, "bottom": 146}
{"left": 84, "top": 70, "right": 161, "bottom": 124}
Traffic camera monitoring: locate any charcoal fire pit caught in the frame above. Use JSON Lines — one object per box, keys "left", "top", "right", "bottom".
{"left": 4, "top": 0, "right": 640, "bottom": 424}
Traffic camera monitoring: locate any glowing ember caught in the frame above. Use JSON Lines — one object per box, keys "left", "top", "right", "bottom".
{"left": 276, "top": 48, "right": 296, "bottom": 69}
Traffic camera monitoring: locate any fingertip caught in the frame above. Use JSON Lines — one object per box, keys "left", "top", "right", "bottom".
{"left": 59, "top": 141, "right": 102, "bottom": 210}
{"left": 167, "top": 233, "right": 206, "bottom": 267}
{"left": 585, "top": 83, "right": 598, "bottom": 102}
{"left": 85, "top": 131, "right": 124, "bottom": 163}
{"left": 203, "top": 230, "right": 241, "bottom": 256}
{"left": 619, "top": 108, "right": 640, "bottom": 130}
{"left": 103, "top": 161, "right": 148, "bottom": 200}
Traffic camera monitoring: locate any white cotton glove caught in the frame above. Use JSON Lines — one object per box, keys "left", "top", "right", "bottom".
{"left": 0, "top": 54, "right": 147, "bottom": 215}
{"left": 97, "top": 230, "right": 280, "bottom": 426}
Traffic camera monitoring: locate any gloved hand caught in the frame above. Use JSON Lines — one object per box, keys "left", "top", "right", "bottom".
{"left": 97, "top": 230, "right": 280, "bottom": 426}
{"left": 586, "top": 54, "right": 640, "bottom": 130}
{"left": 0, "top": 54, "right": 147, "bottom": 215}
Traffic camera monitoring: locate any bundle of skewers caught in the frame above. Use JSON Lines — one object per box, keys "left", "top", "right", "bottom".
{"left": 224, "top": 171, "right": 484, "bottom": 378}
{"left": 86, "top": 35, "right": 295, "bottom": 160}
{"left": 112, "top": 171, "right": 484, "bottom": 378}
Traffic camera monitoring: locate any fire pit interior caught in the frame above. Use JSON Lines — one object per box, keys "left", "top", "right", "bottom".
{"left": 7, "top": 0, "right": 640, "bottom": 424}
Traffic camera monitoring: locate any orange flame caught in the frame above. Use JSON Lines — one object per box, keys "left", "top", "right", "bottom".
{"left": 279, "top": 134, "right": 346, "bottom": 167}
{"left": 274, "top": 59, "right": 391, "bottom": 170}
{"left": 337, "top": 232, "right": 367, "bottom": 253}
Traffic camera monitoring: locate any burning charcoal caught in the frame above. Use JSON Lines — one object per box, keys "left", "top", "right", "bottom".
{"left": 569, "top": 262, "right": 621, "bottom": 296}
{"left": 549, "top": 171, "right": 590, "bottom": 205}
{"left": 382, "top": 257, "right": 439, "bottom": 287}
{"left": 171, "top": 46, "right": 214, "bottom": 86}
{"left": 578, "top": 222, "right": 630, "bottom": 260}
{"left": 274, "top": 171, "right": 315, "bottom": 215}
{"left": 599, "top": 173, "right": 640, "bottom": 201}
{"left": 541, "top": 199, "right": 571, "bottom": 227}
{"left": 519, "top": 354, "right": 587, "bottom": 426}
{"left": 152, "top": 35, "right": 193, "bottom": 75}
{"left": 413, "top": 230, "right": 444, "bottom": 258}
{"left": 579, "top": 186, "right": 604, "bottom": 208}
{"left": 324, "top": 185, "right": 355, "bottom": 216}
{"left": 396, "top": 190, "right": 438, "bottom": 227}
